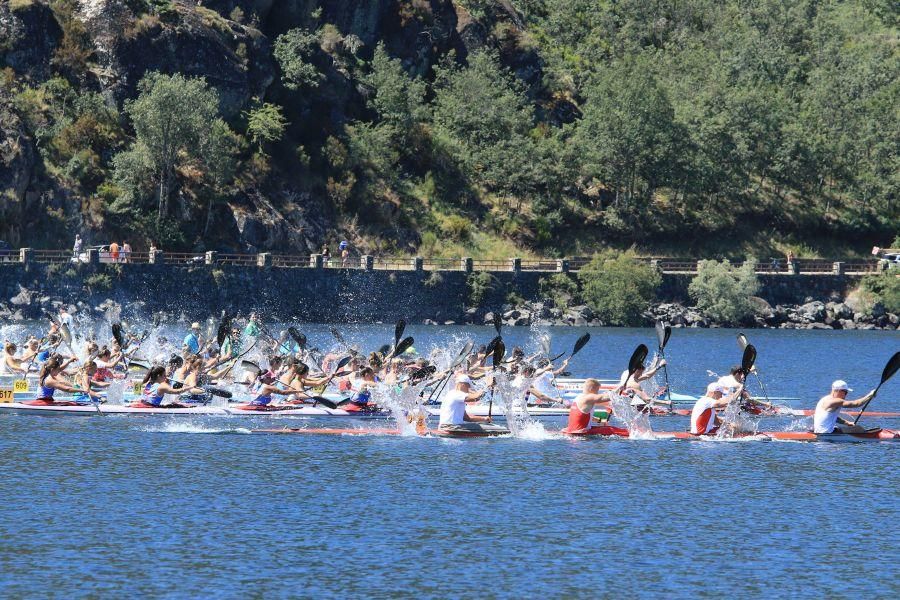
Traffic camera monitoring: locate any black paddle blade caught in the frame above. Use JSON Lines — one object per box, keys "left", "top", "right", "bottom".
{"left": 288, "top": 327, "right": 306, "bottom": 349}
{"left": 204, "top": 386, "right": 232, "bottom": 399}
{"left": 572, "top": 333, "right": 591, "bottom": 357}
{"left": 410, "top": 365, "right": 437, "bottom": 383}
{"left": 879, "top": 351, "right": 900, "bottom": 387}
{"left": 492, "top": 312, "right": 502, "bottom": 335}
{"left": 455, "top": 341, "right": 475, "bottom": 366}
{"left": 312, "top": 396, "right": 338, "bottom": 409}
{"left": 492, "top": 340, "right": 506, "bottom": 368}
{"left": 393, "top": 336, "right": 415, "bottom": 357}
{"left": 111, "top": 323, "right": 124, "bottom": 348}
{"left": 217, "top": 314, "right": 232, "bottom": 347}
{"left": 663, "top": 325, "right": 672, "bottom": 349}
{"left": 655, "top": 321, "right": 665, "bottom": 349}
{"left": 628, "top": 344, "right": 649, "bottom": 375}
{"left": 550, "top": 351, "right": 567, "bottom": 362}
{"left": 335, "top": 355, "right": 353, "bottom": 372}
{"left": 737, "top": 332, "right": 749, "bottom": 351}
{"left": 741, "top": 344, "right": 757, "bottom": 374}
{"left": 394, "top": 319, "right": 406, "bottom": 348}
{"left": 331, "top": 328, "right": 346, "bottom": 345}
{"left": 378, "top": 344, "right": 392, "bottom": 356}
{"left": 129, "top": 361, "right": 150, "bottom": 373}
{"left": 485, "top": 335, "right": 501, "bottom": 356}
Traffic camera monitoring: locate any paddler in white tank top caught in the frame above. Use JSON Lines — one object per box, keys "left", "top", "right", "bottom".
{"left": 438, "top": 375, "right": 493, "bottom": 428}
{"left": 690, "top": 383, "right": 733, "bottom": 435}
{"left": 618, "top": 357, "right": 670, "bottom": 412}
{"left": 813, "top": 380, "right": 874, "bottom": 434}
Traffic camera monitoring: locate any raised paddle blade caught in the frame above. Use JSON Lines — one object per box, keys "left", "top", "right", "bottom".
{"left": 572, "top": 333, "right": 591, "bottom": 357}
{"left": 655, "top": 321, "right": 666, "bottom": 350}
{"left": 492, "top": 312, "right": 502, "bottom": 336}
{"left": 330, "top": 327, "right": 346, "bottom": 346}
{"left": 878, "top": 351, "right": 900, "bottom": 387}
{"left": 378, "top": 344, "right": 392, "bottom": 356}
{"left": 741, "top": 344, "right": 757, "bottom": 375}
{"left": 663, "top": 325, "right": 671, "bottom": 349}
{"left": 216, "top": 313, "right": 232, "bottom": 348}
{"left": 241, "top": 360, "right": 261, "bottom": 376}
{"left": 111, "top": 323, "right": 124, "bottom": 348}
{"left": 492, "top": 340, "right": 506, "bottom": 369}
{"left": 485, "top": 336, "right": 501, "bottom": 355}
{"left": 451, "top": 341, "right": 475, "bottom": 369}
{"left": 288, "top": 327, "right": 306, "bottom": 349}
{"left": 539, "top": 334, "right": 551, "bottom": 357}
{"left": 737, "top": 332, "right": 749, "bottom": 351}
{"left": 550, "top": 351, "right": 567, "bottom": 362}
{"left": 628, "top": 344, "right": 649, "bottom": 376}
{"left": 392, "top": 336, "right": 415, "bottom": 357}
{"left": 334, "top": 355, "right": 353, "bottom": 373}
{"left": 394, "top": 319, "right": 406, "bottom": 349}
{"left": 60, "top": 323, "right": 72, "bottom": 347}
{"left": 128, "top": 361, "right": 150, "bottom": 373}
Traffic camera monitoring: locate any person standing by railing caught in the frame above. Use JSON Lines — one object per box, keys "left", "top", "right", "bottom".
{"left": 122, "top": 241, "right": 132, "bottom": 263}
{"left": 72, "top": 234, "right": 82, "bottom": 258}
{"left": 109, "top": 241, "right": 120, "bottom": 263}
{"left": 340, "top": 241, "right": 350, "bottom": 268}
{"left": 321, "top": 244, "right": 331, "bottom": 267}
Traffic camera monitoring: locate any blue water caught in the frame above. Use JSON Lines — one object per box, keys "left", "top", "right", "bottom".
{"left": 1, "top": 326, "right": 898, "bottom": 598}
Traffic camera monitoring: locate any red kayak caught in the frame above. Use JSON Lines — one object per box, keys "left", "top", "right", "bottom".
{"left": 252, "top": 423, "right": 510, "bottom": 438}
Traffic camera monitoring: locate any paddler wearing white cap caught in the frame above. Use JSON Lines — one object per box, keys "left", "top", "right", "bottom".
{"left": 690, "top": 382, "right": 735, "bottom": 435}
{"left": 813, "top": 380, "right": 876, "bottom": 434}
{"left": 438, "top": 374, "right": 493, "bottom": 427}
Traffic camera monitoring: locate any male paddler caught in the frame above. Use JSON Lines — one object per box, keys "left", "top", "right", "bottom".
{"left": 813, "top": 380, "right": 875, "bottom": 434}
{"left": 690, "top": 383, "right": 734, "bottom": 435}
{"left": 618, "top": 358, "right": 670, "bottom": 412}
{"left": 562, "top": 378, "right": 611, "bottom": 433}
{"left": 438, "top": 375, "right": 493, "bottom": 429}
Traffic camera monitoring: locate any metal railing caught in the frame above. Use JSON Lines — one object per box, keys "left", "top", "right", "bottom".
{"left": 5, "top": 248, "right": 887, "bottom": 275}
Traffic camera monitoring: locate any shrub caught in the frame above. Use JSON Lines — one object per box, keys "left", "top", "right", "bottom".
{"left": 688, "top": 259, "right": 760, "bottom": 325}
{"left": 578, "top": 250, "right": 661, "bottom": 326}
{"left": 84, "top": 272, "right": 112, "bottom": 292}
{"left": 423, "top": 271, "right": 443, "bottom": 288}
{"left": 860, "top": 272, "right": 900, "bottom": 314}
{"left": 441, "top": 215, "right": 471, "bottom": 241}
{"left": 539, "top": 273, "right": 579, "bottom": 310}
{"left": 467, "top": 272, "right": 496, "bottom": 307}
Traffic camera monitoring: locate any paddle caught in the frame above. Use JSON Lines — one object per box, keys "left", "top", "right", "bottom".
{"left": 539, "top": 334, "right": 551, "bottom": 359}
{"left": 288, "top": 327, "right": 307, "bottom": 350}
{"left": 729, "top": 344, "right": 757, "bottom": 407}
{"left": 489, "top": 339, "right": 506, "bottom": 419}
{"left": 313, "top": 355, "right": 354, "bottom": 408}
{"left": 655, "top": 321, "right": 673, "bottom": 405}
{"left": 626, "top": 344, "right": 649, "bottom": 387}
{"left": 737, "top": 332, "right": 771, "bottom": 402}
{"left": 377, "top": 344, "right": 392, "bottom": 356}
{"left": 425, "top": 341, "right": 475, "bottom": 403}
{"left": 217, "top": 313, "right": 233, "bottom": 348}
{"left": 331, "top": 327, "right": 347, "bottom": 349}
{"left": 852, "top": 351, "right": 900, "bottom": 425}
{"left": 394, "top": 319, "right": 406, "bottom": 354}
{"left": 388, "top": 336, "right": 414, "bottom": 359}
{"left": 241, "top": 360, "right": 262, "bottom": 377}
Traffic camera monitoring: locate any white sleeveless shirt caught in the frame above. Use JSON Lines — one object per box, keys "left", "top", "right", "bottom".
{"left": 813, "top": 397, "right": 840, "bottom": 434}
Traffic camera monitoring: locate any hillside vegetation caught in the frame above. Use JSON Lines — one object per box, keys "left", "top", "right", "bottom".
{"left": 1, "top": 0, "right": 897, "bottom": 258}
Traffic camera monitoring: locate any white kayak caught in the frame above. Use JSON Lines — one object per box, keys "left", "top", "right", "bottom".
{"left": 0, "top": 401, "right": 389, "bottom": 418}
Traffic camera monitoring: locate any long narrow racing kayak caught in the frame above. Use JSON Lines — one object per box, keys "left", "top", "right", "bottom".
{"left": 561, "top": 425, "right": 900, "bottom": 442}
{"left": 252, "top": 423, "right": 511, "bottom": 438}
{"left": 0, "top": 400, "right": 387, "bottom": 417}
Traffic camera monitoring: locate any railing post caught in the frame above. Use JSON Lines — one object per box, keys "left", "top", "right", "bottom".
{"left": 87, "top": 248, "right": 99, "bottom": 265}
{"left": 877, "top": 261, "right": 886, "bottom": 273}
{"left": 413, "top": 257, "right": 423, "bottom": 272}
{"left": 204, "top": 251, "right": 217, "bottom": 265}
{"left": 257, "top": 253, "right": 271, "bottom": 267}
{"left": 149, "top": 249, "right": 163, "bottom": 265}
{"left": 510, "top": 257, "right": 521, "bottom": 273}
{"left": 788, "top": 261, "right": 798, "bottom": 275}
{"left": 19, "top": 248, "right": 32, "bottom": 264}
{"left": 832, "top": 262, "right": 843, "bottom": 275}
{"left": 310, "top": 254, "right": 323, "bottom": 269}
{"left": 361, "top": 255, "right": 374, "bottom": 271}
{"left": 651, "top": 259, "right": 660, "bottom": 272}
{"left": 557, "top": 259, "right": 569, "bottom": 273}
{"left": 461, "top": 257, "right": 473, "bottom": 273}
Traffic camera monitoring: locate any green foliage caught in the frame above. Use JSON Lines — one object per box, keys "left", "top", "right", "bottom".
{"left": 539, "top": 273, "right": 579, "bottom": 309}
{"left": 273, "top": 28, "right": 322, "bottom": 90}
{"left": 113, "top": 72, "right": 235, "bottom": 221}
{"left": 578, "top": 250, "right": 661, "bottom": 326}
{"left": 467, "top": 272, "right": 496, "bottom": 308}
{"left": 441, "top": 215, "right": 471, "bottom": 242}
{"left": 422, "top": 271, "right": 443, "bottom": 289}
{"left": 244, "top": 102, "right": 287, "bottom": 152}
{"left": 84, "top": 272, "right": 113, "bottom": 292}
{"left": 363, "top": 44, "right": 428, "bottom": 128}
{"left": 688, "top": 260, "right": 761, "bottom": 325}
{"left": 861, "top": 272, "right": 900, "bottom": 314}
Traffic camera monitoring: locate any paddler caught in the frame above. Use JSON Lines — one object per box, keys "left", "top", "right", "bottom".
{"left": 140, "top": 366, "right": 204, "bottom": 407}
{"left": 438, "top": 375, "right": 493, "bottom": 428}
{"left": 618, "top": 358, "right": 670, "bottom": 412}
{"left": 35, "top": 354, "right": 82, "bottom": 405}
{"left": 689, "top": 383, "right": 734, "bottom": 435}
{"left": 183, "top": 323, "right": 202, "bottom": 355}
{"left": 562, "top": 379, "right": 612, "bottom": 433}
{"left": 1, "top": 342, "right": 27, "bottom": 375}
{"left": 813, "top": 380, "right": 876, "bottom": 434}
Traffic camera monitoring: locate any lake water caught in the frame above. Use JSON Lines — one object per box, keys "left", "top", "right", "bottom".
{"left": 1, "top": 325, "right": 898, "bottom": 598}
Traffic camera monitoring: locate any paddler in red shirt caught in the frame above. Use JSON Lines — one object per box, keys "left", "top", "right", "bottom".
{"left": 563, "top": 379, "right": 611, "bottom": 433}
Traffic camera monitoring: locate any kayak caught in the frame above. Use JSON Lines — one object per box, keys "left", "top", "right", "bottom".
{"left": 0, "top": 400, "right": 386, "bottom": 417}
{"left": 252, "top": 423, "right": 511, "bottom": 438}
{"left": 560, "top": 425, "right": 900, "bottom": 442}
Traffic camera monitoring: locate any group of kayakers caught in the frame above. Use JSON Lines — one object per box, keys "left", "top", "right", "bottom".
{"left": 0, "top": 310, "right": 885, "bottom": 437}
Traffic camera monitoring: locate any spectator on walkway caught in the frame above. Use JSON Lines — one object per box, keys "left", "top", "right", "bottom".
{"left": 321, "top": 244, "right": 330, "bottom": 266}
{"left": 340, "top": 241, "right": 350, "bottom": 268}
{"left": 122, "top": 241, "right": 132, "bottom": 263}
{"left": 72, "top": 234, "right": 82, "bottom": 258}
{"left": 109, "top": 241, "right": 120, "bottom": 262}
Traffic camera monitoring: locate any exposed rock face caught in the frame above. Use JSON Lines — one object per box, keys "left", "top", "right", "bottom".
{"left": 77, "top": 0, "right": 275, "bottom": 118}
{"left": 0, "top": 0, "right": 62, "bottom": 81}
{"left": 0, "top": 96, "right": 36, "bottom": 246}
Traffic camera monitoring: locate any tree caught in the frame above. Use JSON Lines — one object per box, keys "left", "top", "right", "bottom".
{"left": 363, "top": 44, "right": 427, "bottom": 129}
{"left": 114, "top": 72, "right": 235, "bottom": 222}
{"left": 244, "top": 102, "right": 287, "bottom": 153}
{"left": 578, "top": 250, "right": 661, "bottom": 326}
{"left": 273, "top": 28, "right": 323, "bottom": 90}
{"left": 689, "top": 259, "right": 760, "bottom": 325}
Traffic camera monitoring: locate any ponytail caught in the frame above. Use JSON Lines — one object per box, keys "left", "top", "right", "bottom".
{"left": 142, "top": 366, "right": 165, "bottom": 385}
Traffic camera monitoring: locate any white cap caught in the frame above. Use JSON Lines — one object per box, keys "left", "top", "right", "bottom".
{"left": 191, "top": 322, "right": 201, "bottom": 329}
{"left": 456, "top": 375, "right": 472, "bottom": 386}
{"left": 832, "top": 380, "right": 852, "bottom": 392}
